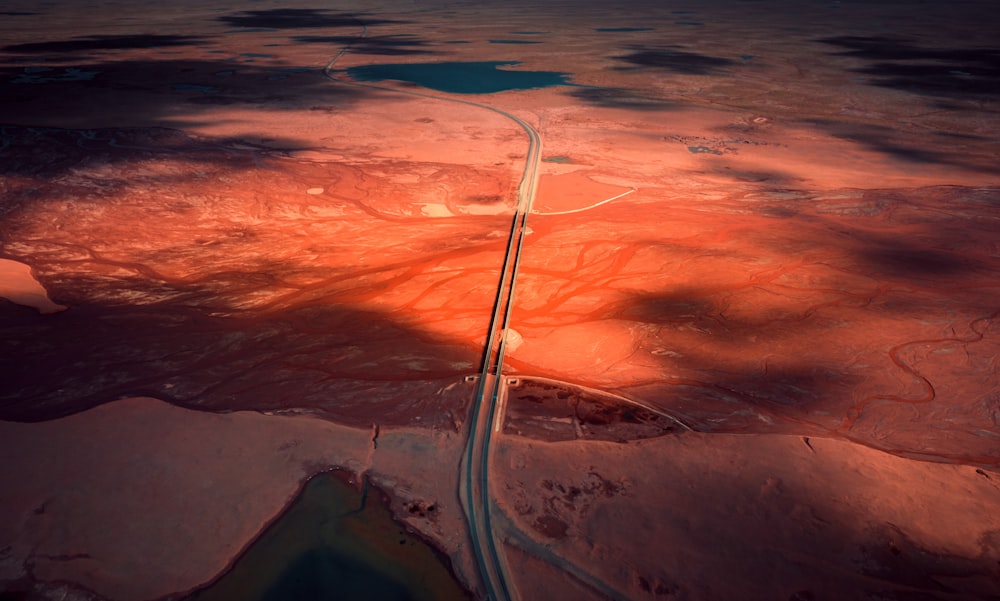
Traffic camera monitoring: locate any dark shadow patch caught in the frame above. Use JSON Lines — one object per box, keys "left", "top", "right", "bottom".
{"left": 861, "top": 245, "right": 972, "bottom": 277}
{"left": 1, "top": 34, "right": 207, "bottom": 54}
{"left": 847, "top": 228, "right": 982, "bottom": 280}
{"left": 713, "top": 164, "right": 798, "bottom": 186}
{"left": 614, "top": 46, "right": 737, "bottom": 75}
{"left": 0, "top": 279, "right": 481, "bottom": 427}
{"left": 466, "top": 194, "right": 504, "bottom": 203}
{"left": 808, "top": 119, "right": 998, "bottom": 175}
{"left": 0, "top": 257, "right": 484, "bottom": 427}
{"left": 568, "top": 86, "right": 676, "bottom": 111}
{"left": 847, "top": 136, "right": 948, "bottom": 164}
{"left": 611, "top": 291, "right": 722, "bottom": 329}
{"left": 0, "top": 125, "right": 308, "bottom": 179}
{"left": 817, "top": 36, "right": 1000, "bottom": 98}
{"left": 0, "top": 57, "right": 371, "bottom": 130}
{"left": 217, "top": 8, "right": 401, "bottom": 30}
{"left": 818, "top": 35, "right": 996, "bottom": 63}
{"left": 488, "top": 40, "right": 542, "bottom": 45}
{"left": 292, "top": 34, "right": 437, "bottom": 56}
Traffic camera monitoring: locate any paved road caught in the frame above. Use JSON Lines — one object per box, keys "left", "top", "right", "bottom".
{"left": 460, "top": 109, "right": 540, "bottom": 601}
{"left": 322, "top": 21, "right": 539, "bottom": 601}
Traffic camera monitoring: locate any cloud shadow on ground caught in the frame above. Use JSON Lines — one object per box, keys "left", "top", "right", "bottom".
{"left": 567, "top": 86, "right": 677, "bottom": 111}
{"left": 0, "top": 56, "right": 374, "bottom": 135}
{"left": 817, "top": 35, "right": 1000, "bottom": 98}
{"left": 807, "top": 118, "right": 999, "bottom": 175}
{"left": 612, "top": 46, "right": 738, "bottom": 75}
{"left": 0, "top": 289, "right": 475, "bottom": 427}
{"left": 217, "top": 8, "right": 403, "bottom": 30}
{"left": 0, "top": 229, "right": 492, "bottom": 427}
{"left": 292, "top": 34, "right": 439, "bottom": 56}
{"left": 2, "top": 34, "right": 209, "bottom": 54}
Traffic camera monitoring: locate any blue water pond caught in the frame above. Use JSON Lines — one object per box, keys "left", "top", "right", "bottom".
{"left": 345, "top": 61, "right": 571, "bottom": 94}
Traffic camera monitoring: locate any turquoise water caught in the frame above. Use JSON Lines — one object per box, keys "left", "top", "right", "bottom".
{"left": 186, "top": 472, "right": 470, "bottom": 601}
{"left": 12, "top": 67, "right": 99, "bottom": 84}
{"left": 688, "top": 146, "right": 722, "bottom": 155}
{"left": 345, "top": 61, "right": 571, "bottom": 94}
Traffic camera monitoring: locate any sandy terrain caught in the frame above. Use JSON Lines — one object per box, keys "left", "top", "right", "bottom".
{"left": 495, "top": 432, "right": 1000, "bottom": 600}
{"left": 2, "top": 0, "right": 999, "bottom": 599}
{"left": 0, "top": 259, "right": 66, "bottom": 314}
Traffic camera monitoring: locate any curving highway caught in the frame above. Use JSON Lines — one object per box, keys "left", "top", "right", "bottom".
{"left": 322, "top": 20, "right": 538, "bottom": 601}
{"left": 460, "top": 109, "right": 539, "bottom": 601}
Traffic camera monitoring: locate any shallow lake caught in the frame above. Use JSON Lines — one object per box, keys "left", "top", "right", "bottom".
{"left": 186, "top": 471, "right": 470, "bottom": 601}
{"left": 344, "top": 61, "right": 571, "bottom": 94}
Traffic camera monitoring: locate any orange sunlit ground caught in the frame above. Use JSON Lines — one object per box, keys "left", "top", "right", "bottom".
{"left": 2, "top": 0, "right": 999, "bottom": 599}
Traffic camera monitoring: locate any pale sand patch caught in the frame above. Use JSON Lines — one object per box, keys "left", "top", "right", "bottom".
{"left": 495, "top": 433, "right": 1000, "bottom": 600}
{"left": 505, "top": 328, "right": 524, "bottom": 353}
{"left": 418, "top": 203, "right": 454, "bottom": 217}
{"left": 533, "top": 172, "right": 633, "bottom": 215}
{"left": 456, "top": 201, "right": 510, "bottom": 215}
{"left": 0, "top": 258, "right": 67, "bottom": 314}
{"left": 305, "top": 187, "right": 325, "bottom": 195}
{"left": 0, "top": 398, "right": 381, "bottom": 600}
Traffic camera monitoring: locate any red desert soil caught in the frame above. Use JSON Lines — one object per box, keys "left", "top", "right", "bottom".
{"left": 0, "top": 123, "right": 517, "bottom": 425}
{"left": 0, "top": 259, "right": 66, "bottom": 314}
{"left": 2, "top": 0, "right": 999, "bottom": 599}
